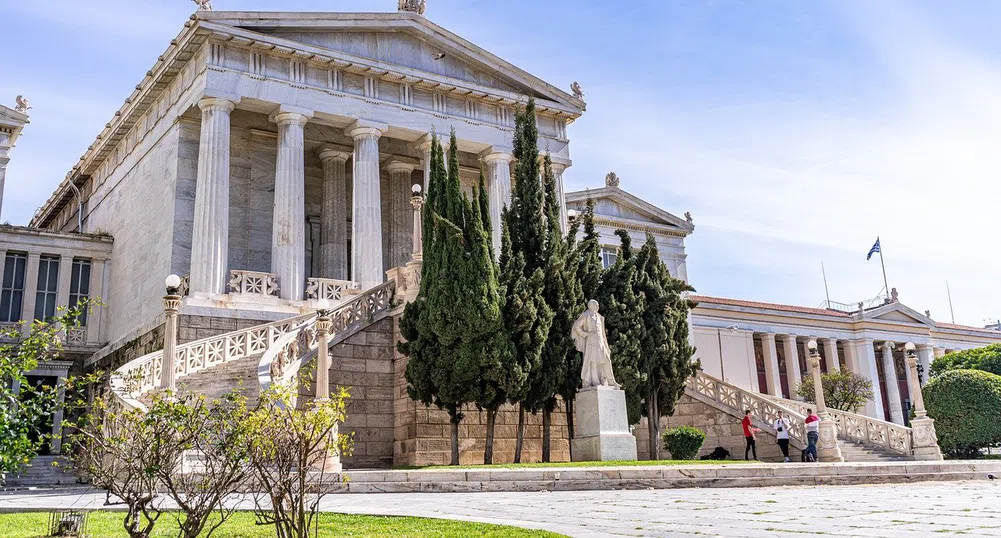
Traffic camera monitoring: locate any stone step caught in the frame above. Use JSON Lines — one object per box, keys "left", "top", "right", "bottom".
{"left": 4, "top": 456, "right": 81, "bottom": 487}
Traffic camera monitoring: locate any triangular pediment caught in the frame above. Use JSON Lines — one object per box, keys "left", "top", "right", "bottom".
{"left": 566, "top": 186, "right": 694, "bottom": 235}
{"left": 199, "top": 12, "right": 584, "bottom": 113}
{"left": 865, "top": 302, "right": 935, "bottom": 327}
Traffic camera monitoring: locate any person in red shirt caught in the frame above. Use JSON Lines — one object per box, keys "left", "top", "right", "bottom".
{"left": 804, "top": 409, "right": 820, "bottom": 462}
{"left": 741, "top": 409, "right": 760, "bottom": 460}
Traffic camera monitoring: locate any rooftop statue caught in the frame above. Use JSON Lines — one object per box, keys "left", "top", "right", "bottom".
{"left": 398, "top": 0, "right": 426, "bottom": 15}
{"left": 572, "top": 300, "right": 619, "bottom": 389}
{"left": 604, "top": 171, "right": 619, "bottom": 188}
{"left": 192, "top": 0, "right": 212, "bottom": 11}
{"left": 15, "top": 95, "right": 31, "bottom": 114}
{"left": 570, "top": 81, "right": 584, "bottom": 100}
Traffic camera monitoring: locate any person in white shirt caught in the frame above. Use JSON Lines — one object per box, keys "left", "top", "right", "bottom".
{"left": 773, "top": 412, "right": 792, "bottom": 462}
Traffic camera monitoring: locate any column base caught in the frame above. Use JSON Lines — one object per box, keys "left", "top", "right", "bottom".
{"left": 910, "top": 417, "right": 944, "bottom": 461}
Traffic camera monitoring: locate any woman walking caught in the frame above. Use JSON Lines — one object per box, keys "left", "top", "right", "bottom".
{"left": 773, "top": 412, "right": 792, "bottom": 462}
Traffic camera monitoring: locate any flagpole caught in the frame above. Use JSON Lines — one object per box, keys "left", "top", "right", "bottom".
{"left": 877, "top": 236, "right": 890, "bottom": 298}
{"left": 821, "top": 261, "right": 831, "bottom": 306}
{"left": 947, "top": 280, "right": 956, "bottom": 324}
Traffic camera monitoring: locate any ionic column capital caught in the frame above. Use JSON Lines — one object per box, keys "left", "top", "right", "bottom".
{"left": 762, "top": 332, "right": 777, "bottom": 342}
{"left": 197, "top": 97, "right": 237, "bottom": 113}
{"left": 480, "top": 146, "right": 514, "bottom": 164}
{"left": 346, "top": 119, "right": 388, "bottom": 140}
{"left": 270, "top": 105, "right": 312, "bottom": 127}
{"left": 318, "top": 148, "right": 351, "bottom": 163}
{"left": 882, "top": 341, "right": 896, "bottom": 350}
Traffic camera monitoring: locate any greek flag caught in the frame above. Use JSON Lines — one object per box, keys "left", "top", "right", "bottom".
{"left": 867, "top": 238, "right": 881, "bottom": 261}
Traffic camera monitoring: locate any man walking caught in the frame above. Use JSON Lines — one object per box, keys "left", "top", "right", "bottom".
{"left": 741, "top": 409, "right": 760, "bottom": 460}
{"left": 804, "top": 408, "right": 820, "bottom": 462}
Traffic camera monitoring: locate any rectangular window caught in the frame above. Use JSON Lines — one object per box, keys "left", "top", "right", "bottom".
{"left": 601, "top": 247, "right": 618, "bottom": 269}
{"left": 0, "top": 253, "right": 27, "bottom": 323}
{"left": 69, "top": 258, "right": 92, "bottom": 325}
{"left": 34, "top": 256, "right": 60, "bottom": 321}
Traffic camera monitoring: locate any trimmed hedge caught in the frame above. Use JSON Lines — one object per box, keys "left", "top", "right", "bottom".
{"left": 662, "top": 425, "right": 706, "bottom": 460}
{"left": 924, "top": 369, "right": 1001, "bottom": 458}
{"left": 930, "top": 344, "right": 1001, "bottom": 378}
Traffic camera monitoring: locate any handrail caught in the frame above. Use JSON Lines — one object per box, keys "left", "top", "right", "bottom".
{"left": 765, "top": 395, "right": 912, "bottom": 455}
{"left": 110, "top": 312, "right": 314, "bottom": 412}
{"left": 688, "top": 371, "right": 807, "bottom": 446}
{"left": 257, "top": 280, "right": 396, "bottom": 403}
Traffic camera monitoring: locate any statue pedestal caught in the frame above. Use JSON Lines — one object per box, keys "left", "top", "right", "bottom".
{"left": 571, "top": 386, "right": 637, "bottom": 462}
{"left": 910, "top": 417, "right": 944, "bottom": 461}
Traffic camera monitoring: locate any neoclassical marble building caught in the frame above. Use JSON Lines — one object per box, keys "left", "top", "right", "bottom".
{"left": 4, "top": 3, "right": 1000, "bottom": 468}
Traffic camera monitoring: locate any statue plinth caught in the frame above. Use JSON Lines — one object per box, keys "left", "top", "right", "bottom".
{"left": 571, "top": 385, "right": 637, "bottom": 462}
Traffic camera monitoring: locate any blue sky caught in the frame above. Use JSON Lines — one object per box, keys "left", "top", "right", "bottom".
{"left": 2, "top": 0, "right": 999, "bottom": 326}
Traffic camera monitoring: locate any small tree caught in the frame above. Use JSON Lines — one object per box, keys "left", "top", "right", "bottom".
{"left": 925, "top": 369, "right": 1001, "bottom": 458}
{"left": 796, "top": 370, "right": 874, "bottom": 413}
{"left": 0, "top": 301, "right": 97, "bottom": 483}
{"left": 68, "top": 389, "right": 176, "bottom": 538}
{"left": 155, "top": 391, "right": 252, "bottom": 538}
{"left": 662, "top": 425, "right": 706, "bottom": 460}
{"left": 930, "top": 344, "right": 1001, "bottom": 378}
{"left": 245, "top": 383, "right": 350, "bottom": 538}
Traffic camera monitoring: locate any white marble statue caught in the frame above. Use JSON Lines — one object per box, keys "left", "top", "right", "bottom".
{"left": 398, "top": 0, "right": 427, "bottom": 15}
{"left": 570, "top": 81, "right": 584, "bottom": 100}
{"left": 15, "top": 95, "right": 31, "bottom": 114}
{"left": 572, "top": 300, "right": 619, "bottom": 388}
{"left": 192, "top": 0, "right": 212, "bottom": 11}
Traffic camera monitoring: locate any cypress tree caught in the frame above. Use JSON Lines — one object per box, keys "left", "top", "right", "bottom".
{"left": 523, "top": 154, "right": 583, "bottom": 461}
{"left": 400, "top": 130, "right": 510, "bottom": 465}
{"left": 596, "top": 230, "right": 646, "bottom": 425}
{"left": 501, "top": 99, "right": 553, "bottom": 462}
{"left": 632, "top": 233, "right": 699, "bottom": 460}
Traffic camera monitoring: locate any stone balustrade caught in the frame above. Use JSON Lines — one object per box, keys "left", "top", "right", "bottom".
{"left": 228, "top": 269, "right": 280, "bottom": 296}
{"left": 689, "top": 370, "right": 807, "bottom": 446}
{"left": 65, "top": 327, "right": 87, "bottom": 346}
{"left": 305, "top": 277, "right": 360, "bottom": 301}
{"left": 769, "top": 396, "right": 912, "bottom": 456}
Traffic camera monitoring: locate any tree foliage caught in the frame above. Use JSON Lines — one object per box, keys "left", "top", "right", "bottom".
{"left": 924, "top": 369, "right": 1001, "bottom": 458}
{"left": 930, "top": 344, "right": 1001, "bottom": 378}
{"left": 400, "top": 130, "right": 512, "bottom": 465}
{"left": 796, "top": 370, "right": 875, "bottom": 414}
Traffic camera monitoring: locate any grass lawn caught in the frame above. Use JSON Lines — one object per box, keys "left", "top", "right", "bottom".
{"left": 409, "top": 459, "right": 753, "bottom": 470}
{"left": 0, "top": 511, "right": 563, "bottom": 538}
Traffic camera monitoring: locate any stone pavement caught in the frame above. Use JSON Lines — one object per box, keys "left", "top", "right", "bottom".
{"left": 3, "top": 481, "right": 1001, "bottom": 537}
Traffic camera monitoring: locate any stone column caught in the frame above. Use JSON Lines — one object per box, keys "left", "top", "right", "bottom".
{"left": 55, "top": 255, "right": 72, "bottom": 316}
{"left": 86, "top": 258, "right": 107, "bottom": 345}
{"left": 917, "top": 344, "right": 934, "bottom": 386}
{"left": 49, "top": 376, "right": 66, "bottom": 454}
{"left": 855, "top": 339, "right": 885, "bottom": 420}
{"left": 385, "top": 160, "right": 416, "bottom": 269}
{"left": 481, "top": 148, "right": 514, "bottom": 256}
{"left": 807, "top": 341, "right": 843, "bottom": 462}
{"left": 270, "top": 106, "right": 312, "bottom": 300}
{"left": 904, "top": 344, "right": 944, "bottom": 460}
{"left": 822, "top": 338, "right": 841, "bottom": 373}
{"left": 781, "top": 335, "right": 802, "bottom": 395}
{"left": 318, "top": 149, "right": 350, "bottom": 280}
{"left": 160, "top": 292, "right": 182, "bottom": 392}
{"left": 933, "top": 347, "right": 946, "bottom": 359}
{"left": 21, "top": 253, "right": 40, "bottom": 333}
{"left": 761, "top": 333, "right": 782, "bottom": 397}
{"left": 881, "top": 341, "right": 905, "bottom": 425}
{"left": 550, "top": 161, "right": 569, "bottom": 234}
{"left": 417, "top": 135, "right": 433, "bottom": 195}
{"left": 346, "top": 120, "right": 388, "bottom": 290}
{"left": 0, "top": 128, "right": 13, "bottom": 220}
{"left": 800, "top": 338, "right": 815, "bottom": 375}
{"left": 190, "top": 97, "right": 236, "bottom": 295}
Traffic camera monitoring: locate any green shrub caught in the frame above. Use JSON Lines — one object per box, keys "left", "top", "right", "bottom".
{"left": 796, "top": 370, "right": 874, "bottom": 413}
{"left": 924, "top": 369, "right": 1001, "bottom": 458}
{"left": 662, "top": 425, "right": 706, "bottom": 460}
{"left": 930, "top": 344, "right": 1001, "bottom": 378}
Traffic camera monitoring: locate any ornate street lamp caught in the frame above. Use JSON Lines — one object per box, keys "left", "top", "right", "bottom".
{"left": 315, "top": 298, "right": 332, "bottom": 402}
{"left": 160, "top": 274, "right": 183, "bottom": 393}
{"left": 411, "top": 183, "right": 425, "bottom": 261}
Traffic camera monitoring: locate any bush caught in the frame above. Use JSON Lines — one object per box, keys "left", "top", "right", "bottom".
{"left": 662, "top": 426, "right": 706, "bottom": 460}
{"left": 930, "top": 344, "right": 1001, "bottom": 378}
{"left": 796, "top": 370, "right": 874, "bottom": 413}
{"left": 924, "top": 369, "right": 1001, "bottom": 458}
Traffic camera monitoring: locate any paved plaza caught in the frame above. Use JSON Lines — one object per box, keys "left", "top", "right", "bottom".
{"left": 3, "top": 481, "right": 1001, "bottom": 537}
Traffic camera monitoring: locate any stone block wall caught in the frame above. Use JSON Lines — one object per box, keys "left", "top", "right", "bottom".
{"left": 633, "top": 393, "right": 786, "bottom": 462}
{"left": 391, "top": 314, "right": 570, "bottom": 467}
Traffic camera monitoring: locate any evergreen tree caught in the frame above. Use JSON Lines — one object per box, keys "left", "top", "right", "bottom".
{"left": 501, "top": 99, "right": 554, "bottom": 462}
{"left": 596, "top": 230, "right": 646, "bottom": 424}
{"left": 523, "top": 154, "right": 583, "bottom": 461}
{"left": 400, "top": 130, "right": 510, "bottom": 465}
{"left": 562, "top": 197, "right": 602, "bottom": 442}
{"left": 631, "top": 233, "right": 699, "bottom": 460}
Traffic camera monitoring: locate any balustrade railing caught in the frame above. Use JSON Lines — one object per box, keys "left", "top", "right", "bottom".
{"left": 688, "top": 371, "right": 807, "bottom": 445}
{"left": 304, "top": 278, "right": 360, "bottom": 301}
{"left": 258, "top": 280, "right": 396, "bottom": 400}
{"left": 228, "top": 270, "right": 279, "bottom": 297}
{"left": 110, "top": 312, "right": 313, "bottom": 411}
{"left": 66, "top": 327, "right": 87, "bottom": 345}
{"left": 765, "top": 395, "right": 912, "bottom": 455}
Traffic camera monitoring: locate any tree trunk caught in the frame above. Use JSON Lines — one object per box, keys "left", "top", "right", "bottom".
{"left": 647, "top": 390, "right": 659, "bottom": 461}
{"left": 484, "top": 408, "right": 497, "bottom": 464}
{"left": 542, "top": 405, "right": 552, "bottom": 462}
{"left": 449, "top": 407, "right": 460, "bottom": 466}
{"left": 566, "top": 397, "right": 575, "bottom": 460}
{"left": 514, "top": 403, "right": 525, "bottom": 463}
